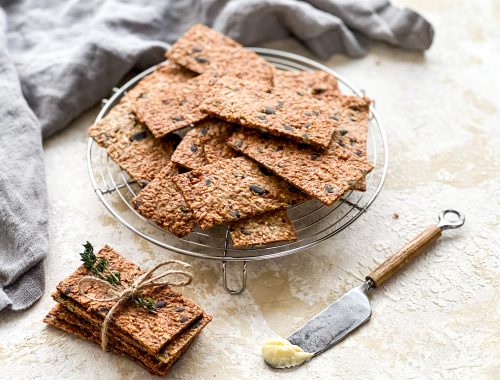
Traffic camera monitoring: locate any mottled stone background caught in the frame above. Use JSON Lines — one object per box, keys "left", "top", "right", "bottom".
{"left": 1, "top": 0, "right": 498, "bottom": 378}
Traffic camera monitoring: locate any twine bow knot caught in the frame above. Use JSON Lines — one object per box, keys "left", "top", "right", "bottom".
{"left": 78, "top": 260, "right": 193, "bottom": 351}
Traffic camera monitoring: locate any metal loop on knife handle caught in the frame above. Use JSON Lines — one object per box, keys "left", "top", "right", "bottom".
{"left": 437, "top": 209, "right": 465, "bottom": 230}
{"left": 222, "top": 229, "right": 248, "bottom": 294}
{"left": 366, "top": 209, "right": 465, "bottom": 288}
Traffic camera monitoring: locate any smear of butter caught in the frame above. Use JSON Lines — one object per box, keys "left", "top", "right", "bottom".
{"left": 262, "top": 338, "right": 313, "bottom": 369}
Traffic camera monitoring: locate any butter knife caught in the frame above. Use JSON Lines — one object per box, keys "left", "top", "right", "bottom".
{"left": 287, "top": 210, "right": 465, "bottom": 356}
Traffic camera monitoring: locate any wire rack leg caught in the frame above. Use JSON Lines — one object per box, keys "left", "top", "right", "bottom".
{"left": 222, "top": 260, "right": 247, "bottom": 294}
{"left": 221, "top": 229, "right": 247, "bottom": 294}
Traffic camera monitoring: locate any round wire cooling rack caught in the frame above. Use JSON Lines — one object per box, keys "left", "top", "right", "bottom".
{"left": 87, "top": 48, "right": 388, "bottom": 294}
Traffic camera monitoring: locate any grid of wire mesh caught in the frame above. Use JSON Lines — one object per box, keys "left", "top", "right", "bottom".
{"left": 87, "top": 48, "right": 388, "bottom": 262}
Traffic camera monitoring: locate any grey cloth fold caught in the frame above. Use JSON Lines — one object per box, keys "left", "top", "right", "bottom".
{"left": 0, "top": 9, "right": 48, "bottom": 311}
{"left": 0, "top": 0, "right": 433, "bottom": 312}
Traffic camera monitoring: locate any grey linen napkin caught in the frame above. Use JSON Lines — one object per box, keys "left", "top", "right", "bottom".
{"left": 0, "top": 0, "right": 433, "bottom": 312}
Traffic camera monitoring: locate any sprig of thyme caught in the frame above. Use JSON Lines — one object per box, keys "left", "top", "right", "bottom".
{"left": 134, "top": 296, "right": 157, "bottom": 311}
{"left": 80, "top": 241, "right": 97, "bottom": 269}
{"left": 79, "top": 242, "right": 156, "bottom": 312}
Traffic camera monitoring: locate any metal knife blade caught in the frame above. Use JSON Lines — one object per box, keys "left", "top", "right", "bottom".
{"left": 287, "top": 282, "right": 372, "bottom": 355}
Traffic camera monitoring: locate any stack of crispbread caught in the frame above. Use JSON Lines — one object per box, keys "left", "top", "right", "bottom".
{"left": 88, "top": 24, "right": 373, "bottom": 248}
{"left": 43, "top": 245, "right": 211, "bottom": 376}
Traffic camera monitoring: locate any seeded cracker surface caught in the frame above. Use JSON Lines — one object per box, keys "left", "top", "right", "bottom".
{"left": 172, "top": 157, "right": 306, "bottom": 230}
{"left": 132, "top": 163, "right": 196, "bottom": 237}
{"left": 133, "top": 76, "right": 208, "bottom": 139}
{"left": 55, "top": 246, "right": 204, "bottom": 355}
{"left": 331, "top": 96, "right": 371, "bottom": 191}
{"left": 273, "top": 70, "right": 340, "bottom": 99}
{"left": 135, "top": 66, "right": 276, "bottom": 139}
{"left": 228, "top": 130, "right": 373, "bottom": 206}
{"left": 203, "top": 136, "right": 239, "bottom": 163}
{"left": 134, "top": 66, "right": 276, "bottom": 140}
{"left": 171, "top": 127, "right": 209, "bottom": 169}
{"left": 230, "top": 209, "right": 297, "bottom": 247}
{"left": 88, "top": 97, "right": 179, "bottom": 184}
{"left": 201, "top": 87, "right": 338, "bottom": 149}
{"left": 126, "top": 61, "right": 196, "bottom": 106}
{"left": 44, "top": 303, "right": 211, "bottom": 374}
{"left": 48, "top": 300, "right": 207, "bottom": 365}
{"left": 44, "top": 305, "right": 211, "bottom": 376}
{"left": 44, "top": 308, "right": 170, "bottom": 376}
{"left": 52, "top": 292, "right": 208, "bottom": 366}
{"left": 171, "top": 118, "right": 234, "bottom": 169}
{"left": 166, "top": 23, "right": 274, "bottom": 88}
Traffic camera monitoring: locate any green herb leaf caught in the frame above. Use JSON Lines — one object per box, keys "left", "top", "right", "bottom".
{"left": 106, "top": 271, "right": 121, "bottom": 286}
{"left": 134, "top": 296, "right": 157, "bottom": 313}
{"left": 79, "top": 242, "right": 157, "bottom": 313}
{"left": 94, "top": 258, "right": 108, "bottom": 274}
{"left": 80, "top": 241, "right": 96, "bottom": 269}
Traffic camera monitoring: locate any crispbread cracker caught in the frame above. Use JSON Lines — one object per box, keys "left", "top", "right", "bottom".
{"left": 273, "top": 70, "right": 340, "bottom": 99}
{"left": 44, "top": 304, "right": 211, "bottom": 376}
{"left": 55, "top": 245, "right": 204, "bottom": 355}
{"left": 44, "top": 306, "right": 168, "bottom": 376}
{"left": 171, "top": 128, "right": 208, "bottom": 170}
{"left": 127, "top": 61, "right": 202, "bottom": 139}
{"left": 45, "top": 303, "right": 169, "bottom": 371}
{"left": 171, "top": 118, "right": 234, "bottom": 170}
{"left": 52, "top": 292, "right": 210, "bottom": 365}
{"left": 88, "top": 97, "right": 179, "bottom": 184}
{"left": 172, "top": 157, "right": 306, "bottom": 230}
{"left": 331, "top": 96, "right": 371, "bottom": 191}
{"left": 126, "top": 61, "right": 196, "bottom": 107}
{"left": 166, "top": 24, "right": 273, "bottom": 88}
{"left": 133, "top": 70, "right": 271, "bottom": 140}
{"left": 230, "top": 209, "right": 297, "bottom": 247}
{"left": 46, "top": 302, "right": 211, "bottom": 367}
{"left": 201, "top": 87, "right": 338, "bottom": 149}
{"left": 132, "top": 163, "right": 196, "bottom": 237}
{"left": 133, "top": 78, "right": 208, "bottom": 139}
{"left": 228, "top": 130, "right": 373, "bottom": 206}
{"left": 203, "top": 137, "right": 239, "bottom": 163}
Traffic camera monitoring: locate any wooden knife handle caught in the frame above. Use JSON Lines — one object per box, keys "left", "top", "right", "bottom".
{"left": 366, "top": 225, "right": 442, "bottom": 288}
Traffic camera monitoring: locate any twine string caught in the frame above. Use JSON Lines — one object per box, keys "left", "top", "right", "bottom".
{"left": 77, "top": 260, "right": 193, "bottom": 351}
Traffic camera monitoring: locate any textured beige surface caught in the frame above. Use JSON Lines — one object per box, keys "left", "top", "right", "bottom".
{"left": 1, "top": 1, "right": 499, "bottom": 378}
